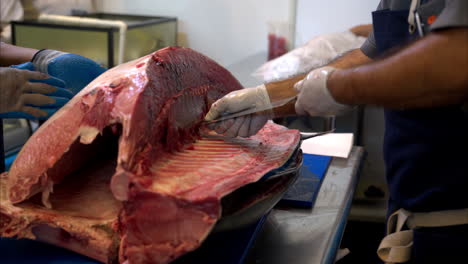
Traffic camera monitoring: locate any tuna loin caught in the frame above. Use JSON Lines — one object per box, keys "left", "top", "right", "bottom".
{"left": 0, "top": 47, "right": 300, "bottom": 263}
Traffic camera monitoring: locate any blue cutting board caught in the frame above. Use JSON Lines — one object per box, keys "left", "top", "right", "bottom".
{"left": 279, "top": 153, "right": 332, "bottom": 208}
{"left": 0, "top": 154, "right": 331, "bottom": 264}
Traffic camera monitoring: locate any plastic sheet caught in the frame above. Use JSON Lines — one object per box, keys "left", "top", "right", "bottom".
{"left": 253, "top": 31, "right": 366, "bottom": 83}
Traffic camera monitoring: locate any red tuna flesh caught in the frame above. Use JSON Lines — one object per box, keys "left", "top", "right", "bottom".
{"left": 0, "top": 47, "right": 300, "bottom": 263}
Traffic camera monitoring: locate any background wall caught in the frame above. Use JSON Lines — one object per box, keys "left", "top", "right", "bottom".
{"left": 295, "top": 0, "right": 377, "bottom": 46}
{"left": 98, "top": 0, "right": 295, "bottom": 69}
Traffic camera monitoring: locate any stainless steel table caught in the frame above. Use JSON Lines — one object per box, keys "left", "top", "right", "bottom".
{"left": 246, "top": 146, "right": 365, "bottom": 264}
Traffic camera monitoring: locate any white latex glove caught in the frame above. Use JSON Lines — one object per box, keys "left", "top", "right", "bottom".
{"left": 294, "top": 66, "right": 351, "bottom": 116}
{"left": 204, "top": 85, "right": 272, "bottom": 138}
{"left": 0, "top": 67, "right": 56, "bottom": 117}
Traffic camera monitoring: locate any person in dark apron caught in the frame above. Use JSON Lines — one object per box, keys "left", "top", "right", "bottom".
{"left": 362, "top": 1, "right": 468, "bottom": 263}
{"left": 206, "top": 1, "right": 467, "bottom": 262}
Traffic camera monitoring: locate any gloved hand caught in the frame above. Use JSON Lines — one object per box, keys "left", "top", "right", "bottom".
{"left": 204, "top": 85, "right": 272, "bottom": 138}
{"left": 23, "top": 49, "right": 106, "bottom": 95}
{"left": 294, "top": 66, "right": 352, "bottom": 116}
{"left": 0, "top": 67, "right": 73, "bottom": 119}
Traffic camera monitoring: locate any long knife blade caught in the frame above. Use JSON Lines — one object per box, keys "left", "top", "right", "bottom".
{"left": 205, "top": 95, "right": 297, "bottom": 124}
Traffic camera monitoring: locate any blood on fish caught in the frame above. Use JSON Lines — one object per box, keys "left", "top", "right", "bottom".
{"left": 186, "top": 145, "right": 195, "bottom": 150}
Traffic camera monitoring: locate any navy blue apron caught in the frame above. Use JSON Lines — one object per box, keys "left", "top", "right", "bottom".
{"left": 371, "top": 4, "right": 468, "bottom": 264}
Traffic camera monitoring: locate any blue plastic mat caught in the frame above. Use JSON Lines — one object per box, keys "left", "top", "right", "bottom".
{"left": 279, "top": 153, "right": 332, "bottom": 208}
{"left": 5, "top": 153, "right": 17, "bottom": 171}
{"left": 0, "top": 154, "right": 331, "bottom": 264}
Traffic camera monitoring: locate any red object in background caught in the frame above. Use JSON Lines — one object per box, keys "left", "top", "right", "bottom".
{"left": 427, "top": 15, "right": 437, "bottom": 25}
{"left": 268, "top": 33, "right": 287, "bottom": 60}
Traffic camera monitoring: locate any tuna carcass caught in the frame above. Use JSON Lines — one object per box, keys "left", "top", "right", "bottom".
{"left": 0, "top": 47, "right": 300, "bottom": 263}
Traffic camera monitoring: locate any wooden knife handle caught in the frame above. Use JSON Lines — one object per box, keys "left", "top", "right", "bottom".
{"left": 265, "top": 74, "right": 305, "bottom": 118}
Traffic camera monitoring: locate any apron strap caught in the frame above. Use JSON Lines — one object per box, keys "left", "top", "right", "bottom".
{"left": 408, "top": 0, "right": 421, "bottom": 33}
{"left": 378, "top": 208, "right": 468, "bottom": 263}
{"left": 408, "top": 208, "right": 468, "bottom": 229}
{"left": 386, "top": 209, "right": 411, "bottom": 235}
{"left": 377, "top": 230, "right": 413, "bottom": 264}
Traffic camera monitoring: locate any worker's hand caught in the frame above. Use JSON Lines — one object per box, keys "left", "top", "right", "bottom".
{"left": 29, "top": 49, "right": 107, "bottom": 95}
{"left": 204, "top": 85, "right": 272, "bottom": 137}
{"left": 0, "top": 67, "right": 73, "bottom": 119}
{"left": 294, "top": 66, "right": 351, "bottom": 116}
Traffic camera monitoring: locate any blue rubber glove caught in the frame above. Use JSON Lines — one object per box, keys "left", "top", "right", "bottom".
{"left": 1, "top": 66, "right": 73, "bottom": 120}
{"left": 31, "top": 50, "right": 107, "bottom": 95}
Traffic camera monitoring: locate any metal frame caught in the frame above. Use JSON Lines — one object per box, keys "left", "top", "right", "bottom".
{"left": 107, "top": 29, "right": 114, "bottom": 67}
{"left": 83, "top": 13, "right": 177, "bottom": 29}
{"left": 355, "top": 106, "right": 365, "bottom": 146}
{"left": 0, "top": 121, "right": 4, "bottom": 173}
{"left": 12, "top": 21, "right": 118, "bottom": 67}
{"left": 11, "top": 13, "right": 177, "bottom": 68}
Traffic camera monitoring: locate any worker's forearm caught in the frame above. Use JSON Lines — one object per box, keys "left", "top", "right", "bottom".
{"left": 328, "top": 49, "right": 372, "bottom": 69}
{"left": 0, "top": 42, "right": 38, "bottom": 66}
{"left": 329, "top": 28, "right": 468, "bottom": 109}
{"left": 266, "top": 74, "right": 305, "bottom": 117}
{"left": 267, "top": 48, "right": 372, "bottom": 117}
{"left": 349, "top": 24, "right": 373, "bottom": 38}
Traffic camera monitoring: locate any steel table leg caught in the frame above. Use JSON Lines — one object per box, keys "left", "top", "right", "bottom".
{"left": 0, "top": 119, "right": 5, "bottom": 173}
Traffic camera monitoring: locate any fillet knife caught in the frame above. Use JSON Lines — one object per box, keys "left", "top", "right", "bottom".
{"left": 205, "top": 95, "right": 297, "bottom": 124}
